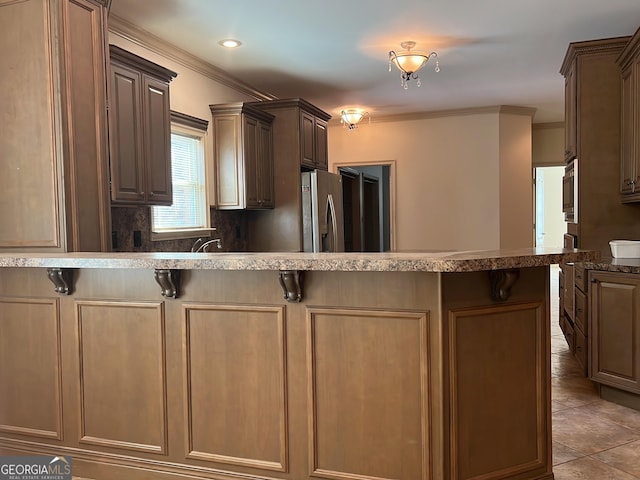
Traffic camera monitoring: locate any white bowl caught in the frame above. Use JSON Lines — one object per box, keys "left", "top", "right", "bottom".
{"left": 610, "top": 240, "right": 640, "bottom": 258}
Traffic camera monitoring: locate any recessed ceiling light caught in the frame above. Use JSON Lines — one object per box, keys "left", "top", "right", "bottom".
{"left": 219, "top": 39, "right": 241, "bottom": 48}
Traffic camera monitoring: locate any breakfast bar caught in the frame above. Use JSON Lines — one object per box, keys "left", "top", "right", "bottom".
{"left": 0, "top": 248, "right": 598, "bottom": 480}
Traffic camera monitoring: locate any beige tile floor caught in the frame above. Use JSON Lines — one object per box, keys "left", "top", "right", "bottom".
{"left": 74, "top": 266, "right": 640, "bottom": 479}
{"left": 550, "top": 265, "right": 640, "bottom": 479}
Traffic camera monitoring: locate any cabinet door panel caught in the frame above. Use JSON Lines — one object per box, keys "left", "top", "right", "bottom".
{"left": 449, "top": 302, "right": 547, "bottom": 479}
{"left": 314, "top": 118, "right": 328, "bottom": 171}
{"left": 110, "top": 64, "right": 145, "bottom": 203}
{"left": 621, "top": 65, "right": 635, "bottom": 194}
{"left": 213, "top": 115, "right": 243, "bottom": 208}
{"left": 143, "top": 76, "right": 172, "bottom": 205}
{"left": 243, "top": 116, "right": 259, "bottom": 207}
{"left": 591, "top": 272, "right": 640, "bottom": 393}
{"left": 0, "top": 297, "right": 62, "bottom": 439}
{"left": 0, "top": 0, "right": 61, "bottom": 248}
{"left": 184, "top": 304, "right": 287, "bottom": 471}
{"left": 301, "top": 112, "right": 315, "bottom": 168}
{"left": 575, "top": 327, "right": 588, "bottom": 376}
{"left": 563, "top": 264, "right": 575, "bottom": 322}
{"left": 77, "top": 300, "right": 167, "bottom": 453}
{"left": 307, "top": 307, "right": 429, "bottom": 480}
{"left": 634, "top": 53, "right": 640, "bottom": 190}
{"left": 564, "top": 62, "right": 577, "bottom": 162}
{"left": 575, "top": 287, "right": 587, "bottom": 334}
{"left": 258, "top": 121, "right": 274, "bottom": 207}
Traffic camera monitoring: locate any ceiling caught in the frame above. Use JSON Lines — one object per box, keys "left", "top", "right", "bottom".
{"left": 109, "top": 0, "right": 640, "bottom": 124}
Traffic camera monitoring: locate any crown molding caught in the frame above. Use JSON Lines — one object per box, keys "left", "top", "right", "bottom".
{"left": 110, "top": 44, "right": 177, "bottom": 81}
{"left": 560, "top": 36, "right": 630, "bottom": 76}
{"left": 497, "top": 105, "right": 537, "bottom": 117}
{"left": 329, "top": 105, "right": 536, "bottom": 125}
{"left": 170, "top": 111, "right": 208, "bottom": 131}
{"left": 618, "top": 27, "right": 640, "bottom": 68}
{"left": 108, "top": 14, "right": 276, "bottom": 102}
{"left": 248, "top": 98, "right": 331, "bottom": 120}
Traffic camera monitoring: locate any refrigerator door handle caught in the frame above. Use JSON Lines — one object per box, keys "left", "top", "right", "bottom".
{"left": 326, "top": 193, "right": 338, "bottom": 252}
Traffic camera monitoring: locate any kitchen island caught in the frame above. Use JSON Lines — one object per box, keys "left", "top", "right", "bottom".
{"left": 0, "top": 248, "right": 597, "bottom": 480}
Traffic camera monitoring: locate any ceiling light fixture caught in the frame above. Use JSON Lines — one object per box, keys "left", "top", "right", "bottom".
{"left": 340, "top": 109, "right": 369, "bottom": 130}
{"left": 388, "top": 41, "right": 439, "bottom": 90}
{"left": 219, "top": 39, "right": 241, "bottom": 48}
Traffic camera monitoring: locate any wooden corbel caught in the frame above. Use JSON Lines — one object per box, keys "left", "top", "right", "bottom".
{"left": 489, "top": 268, "right": 520, "bottom": 301}
{"left": 154, "top": 269, "right": 180, "bottom": 298}
{"left": 47, "top": 268, "right": 74, "bottom": 295}
{"left": 279, "top": 270, "right": 304, "bottom": 303}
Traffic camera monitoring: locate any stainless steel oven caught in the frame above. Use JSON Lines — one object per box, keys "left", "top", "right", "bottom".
{"left": 562, "top": 159, "right": 577, "bottom": 223}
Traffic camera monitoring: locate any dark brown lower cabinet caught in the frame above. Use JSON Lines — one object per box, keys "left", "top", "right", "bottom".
{"left": 558, "top": 263, "right": 588, "bottom": 376}
{"left": 590, "top": 271, "right": 640, "bottom": 394}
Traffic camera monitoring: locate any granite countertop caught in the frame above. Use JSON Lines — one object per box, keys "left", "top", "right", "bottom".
{"left": 581, "top": 257, "right": 640, "bottom": 274}
{"left": 0, "top": 248, "right": 598, "bottom": 272}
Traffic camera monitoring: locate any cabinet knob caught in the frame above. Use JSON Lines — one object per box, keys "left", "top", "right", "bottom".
{"left": 149, "top": 192, "right": 155, "bottom": 197}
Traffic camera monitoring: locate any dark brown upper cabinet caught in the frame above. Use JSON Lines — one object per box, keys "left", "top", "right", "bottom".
{"left": 251, "top": 99, "right": 331, "bottom": 171}
{"left": 618, "top": 27, "right": 640, "bottom": 202}
{"left": 210, "top": 102, "right": 275, "bottom": 209}
{"left": 301, "top": 110, "right": 329, "bottom": 170}
{"left": 108, "top": 45, "right": 177, "bottom": 206}
{"left": 563, "top": 60, "right": 577, "bottom": 163}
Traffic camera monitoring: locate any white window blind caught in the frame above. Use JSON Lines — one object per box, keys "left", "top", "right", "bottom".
{"left": 152, "top": 126, "right": 207, "bottom": 233}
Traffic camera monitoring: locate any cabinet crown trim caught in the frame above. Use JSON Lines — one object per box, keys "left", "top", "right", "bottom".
{"left": 560, "top": 36, "right": 631, "bottom": 75}
{"left": 617, "top": 26, "right": 640, "bottom": 68}
{"left": 209, "top": 102, "right": 275, "bottom": 123}
{"left": 170, "top": 111, "right": 208, "bottom": 131}
{"left": 109, "top": 45, "right": 177, "bottom": 82}
{"left": 247, "top": 98, "right": 331, "bottom": 121}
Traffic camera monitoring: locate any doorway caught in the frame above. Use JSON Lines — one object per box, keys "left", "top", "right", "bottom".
{"left": 534, "top": 166, "right": 566, "bottom": 248}
{"left": 335, "top": 162, "right": 395, "bottom": 252}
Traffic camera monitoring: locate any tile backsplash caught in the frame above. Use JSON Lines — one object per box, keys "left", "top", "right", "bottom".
{"left": 111, "top": 206, "right": 248, "bottom": 252}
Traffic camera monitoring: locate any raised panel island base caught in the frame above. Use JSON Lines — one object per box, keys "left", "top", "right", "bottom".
{"left": 0, "top": 249, "right": 598, "bottom": 480}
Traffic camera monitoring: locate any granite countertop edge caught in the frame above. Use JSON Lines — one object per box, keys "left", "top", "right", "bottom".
{"left": 581, "top": 257, "right": 640, "bottom": 274}
{"left": 0, "top": 248, "right": 599, "bottom": 273}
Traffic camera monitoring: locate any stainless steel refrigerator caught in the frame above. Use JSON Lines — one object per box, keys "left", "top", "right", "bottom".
{"left": 301, "top": 170, "right": 344, "bottom": 252}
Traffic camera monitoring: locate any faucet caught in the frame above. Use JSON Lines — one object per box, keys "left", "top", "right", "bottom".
{"left": 191, "top": 237, "right": 222, "bottom": 252}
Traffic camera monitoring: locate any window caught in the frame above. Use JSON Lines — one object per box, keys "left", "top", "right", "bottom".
{"left": 152, "top": 112, "right": 210, "bottom": 239}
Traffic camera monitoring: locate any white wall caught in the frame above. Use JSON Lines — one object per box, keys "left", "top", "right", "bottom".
{"left": 329, "top": 109, "right": 533, "bottom": 251}
{"left": 532, "top": 123, "right": 564, "bottom": 167}
{"left": 499, "top": 112, "right": 534, "bottom": 248}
